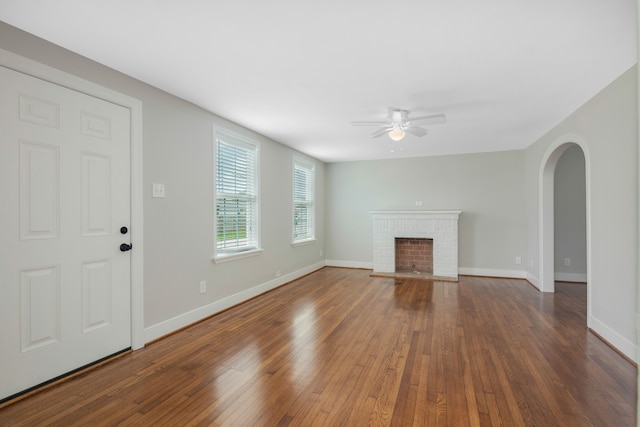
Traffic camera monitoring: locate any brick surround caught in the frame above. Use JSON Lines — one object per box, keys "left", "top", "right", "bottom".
{"left": 370, "top": 211, "right": 462, "bottom": 279}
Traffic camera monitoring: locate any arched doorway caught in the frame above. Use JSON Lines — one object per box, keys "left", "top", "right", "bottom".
{"left": 554, "top": 146, "right": 587, "bottom": 283}
{"left": 539, "top": 136, "right": 591, "bottom": 323}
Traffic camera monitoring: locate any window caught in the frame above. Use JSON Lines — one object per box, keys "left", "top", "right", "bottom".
{"left": 214, "top": 128, "right": 260, "bottom": 260}
{"left": 292, "top": 156, "right": 315, "bottom": 244}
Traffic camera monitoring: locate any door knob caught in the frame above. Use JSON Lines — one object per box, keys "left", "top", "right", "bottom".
{"left": 120, "top": 243, "right": 133, "bottom": 252}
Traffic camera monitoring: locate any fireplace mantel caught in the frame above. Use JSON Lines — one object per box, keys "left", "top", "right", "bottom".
{"left": 369, "top": 210, "right": 462, "bottom": 219}
{"left": 370, "top": 210, "right": 462, "bottom": 279}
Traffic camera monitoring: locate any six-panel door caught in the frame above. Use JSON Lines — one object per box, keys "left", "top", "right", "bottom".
{"left": 0, "top": 66, "right": 131, "bottom": 400}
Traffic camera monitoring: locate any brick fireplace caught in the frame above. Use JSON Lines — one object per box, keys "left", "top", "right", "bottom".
{"left": 395, "top": 238, "right": 433, "bottom": 274}
{"left": 370, "top": 211, "right": 462, "bottom": 279}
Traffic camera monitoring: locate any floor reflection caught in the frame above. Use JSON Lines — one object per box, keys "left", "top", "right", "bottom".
{"left": 393, "top": 278, "right": 434, "bottom": 311}
{"left": 214, "top": 343, "right": 267, "bottom": 423}
{"left": 290, "top": 301, "right": 318, "bottom": 381}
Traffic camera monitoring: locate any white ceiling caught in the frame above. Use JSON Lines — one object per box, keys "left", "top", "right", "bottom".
{"left": 0, "top": 1, "right": 636, "bottom": 163}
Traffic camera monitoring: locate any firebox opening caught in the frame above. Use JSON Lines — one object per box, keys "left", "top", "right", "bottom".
{"left": 395, "top": 238, "right": 433, "bottom": 274}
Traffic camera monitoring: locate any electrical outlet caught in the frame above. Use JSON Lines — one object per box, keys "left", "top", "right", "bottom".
{"left": 415, "top": 201, "right": 423, "bottom": 206}
{"left": 564, "top": 258, "right": 571, "bottom": 266}
{"left": 275, "top": 270, "right": 282, "bottom": 278}
{"left": 199, "top": 280, "right": 206, "bottom": 294}
{"left": 515, "top": 256, "right": 522, "bottom": 265}
{"left": 152, "top": 183, "right": 166, "bottom": 198}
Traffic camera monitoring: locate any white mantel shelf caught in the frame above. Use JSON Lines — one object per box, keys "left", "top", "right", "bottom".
{"left": 369, "top": 210, "right": 462, "bottom": 218}
{"left": 370, "top": 210, "right": 462, "bottom": 279}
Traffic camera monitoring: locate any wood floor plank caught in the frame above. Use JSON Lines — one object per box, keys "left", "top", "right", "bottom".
{"left": 0, "top": 268, "right": 636, "bottom": 426}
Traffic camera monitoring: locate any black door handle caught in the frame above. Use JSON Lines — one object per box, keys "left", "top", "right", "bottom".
{"left": 120, "top": 243, "right": 133, "bottom": 252}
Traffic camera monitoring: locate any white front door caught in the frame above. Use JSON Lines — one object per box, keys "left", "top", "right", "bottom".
{"left": 0, "top": 66, "right": 132, "bottom": 401}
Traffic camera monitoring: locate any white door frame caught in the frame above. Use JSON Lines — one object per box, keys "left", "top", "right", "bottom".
{"left": 0, "top": 48, "right": 145, "bottom": 350}
{"left": 538, "top": 134, "right": 591, "bottom": 326}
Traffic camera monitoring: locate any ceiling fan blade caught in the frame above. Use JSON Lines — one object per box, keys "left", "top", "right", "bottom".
{"left": 350, "top": 120, "right": 389, "bottom": 127}
{"left": 371, "top": 127, "right": 390, "bottom": 138}
{"left": 405, "top": 126, "right": 429, "bottom": 137}
{"left": 408, "top": 113, "right": 446, "bottom": 125}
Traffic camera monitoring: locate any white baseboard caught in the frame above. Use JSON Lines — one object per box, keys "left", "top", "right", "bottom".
{"left": 554, "top": 272, "right": 587, "bottom": 283}
{"left": 458, "top": 267, "right": 526, "bottom": 279}
{"left": 588, "top": 315, "right": 637, "bottom": 363}
{"left": 325, "top": 259, "right": 373, "bottom": 269}
{"left": 143, "top": 261, "right": 325, "bottom": 343}
{"left": 526, "top": 272, "right": 540, "bottom": 289}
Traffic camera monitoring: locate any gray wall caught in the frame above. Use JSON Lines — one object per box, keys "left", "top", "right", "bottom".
{"left": 0, "top": 22, "right": 326, "bottom": 335}
{"left": 325, "top": 151, "right": 527, "bottom": 276}
{"left": 554, "top": 145, "right": 587, "bottom": 280}
{"left": 525, "top": 65, "right": 637, "bottom": 359}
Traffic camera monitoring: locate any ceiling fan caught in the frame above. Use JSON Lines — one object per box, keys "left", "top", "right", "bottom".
{"left": 351, "top": 108, "right": 446, "bottom": 141}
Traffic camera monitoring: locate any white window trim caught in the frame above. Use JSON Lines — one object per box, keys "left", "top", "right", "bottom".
{"left": 292, "top": 155, "right": 316, "bottom": 245}
{"left": 212, "top": 126, "right": 262, "bottom": 263}
{"left": 213, "top": 248, "right": 264, "bottom": 263}
{"left": 292, "top": 238, "right": 317, "bottom": 247}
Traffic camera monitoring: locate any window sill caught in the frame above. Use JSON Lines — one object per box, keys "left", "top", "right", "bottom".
{"left": 292, "top": 238, "right": 316, "bottom": 247}
{"left": 213, "top": 248, "right": 264, "bottom": 263}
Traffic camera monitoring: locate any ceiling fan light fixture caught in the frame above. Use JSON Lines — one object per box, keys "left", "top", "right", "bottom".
{"left": 351, "top": 108, "right": 445, "bottom": 143}
{"left": 388, "top": 128, "right": 405, "bottom": 141}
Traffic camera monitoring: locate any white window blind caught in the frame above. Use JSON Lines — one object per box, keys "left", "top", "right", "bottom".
{"left": 293, "top": 157, "right": 314, "bottom": 243}
{"left": 215, "top": 131, "right": 259, "bottom": 254}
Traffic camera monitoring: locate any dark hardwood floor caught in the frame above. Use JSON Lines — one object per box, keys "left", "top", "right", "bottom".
{"left": 0, "top": 268, "right": 636, "bottom": 426}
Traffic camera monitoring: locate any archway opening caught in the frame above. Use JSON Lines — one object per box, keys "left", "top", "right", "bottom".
{"left": 539, "top": 138, "right": 591, "bottom": 323}
{"left": 554, "top": 146, "right": 587, "bottom": 285}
